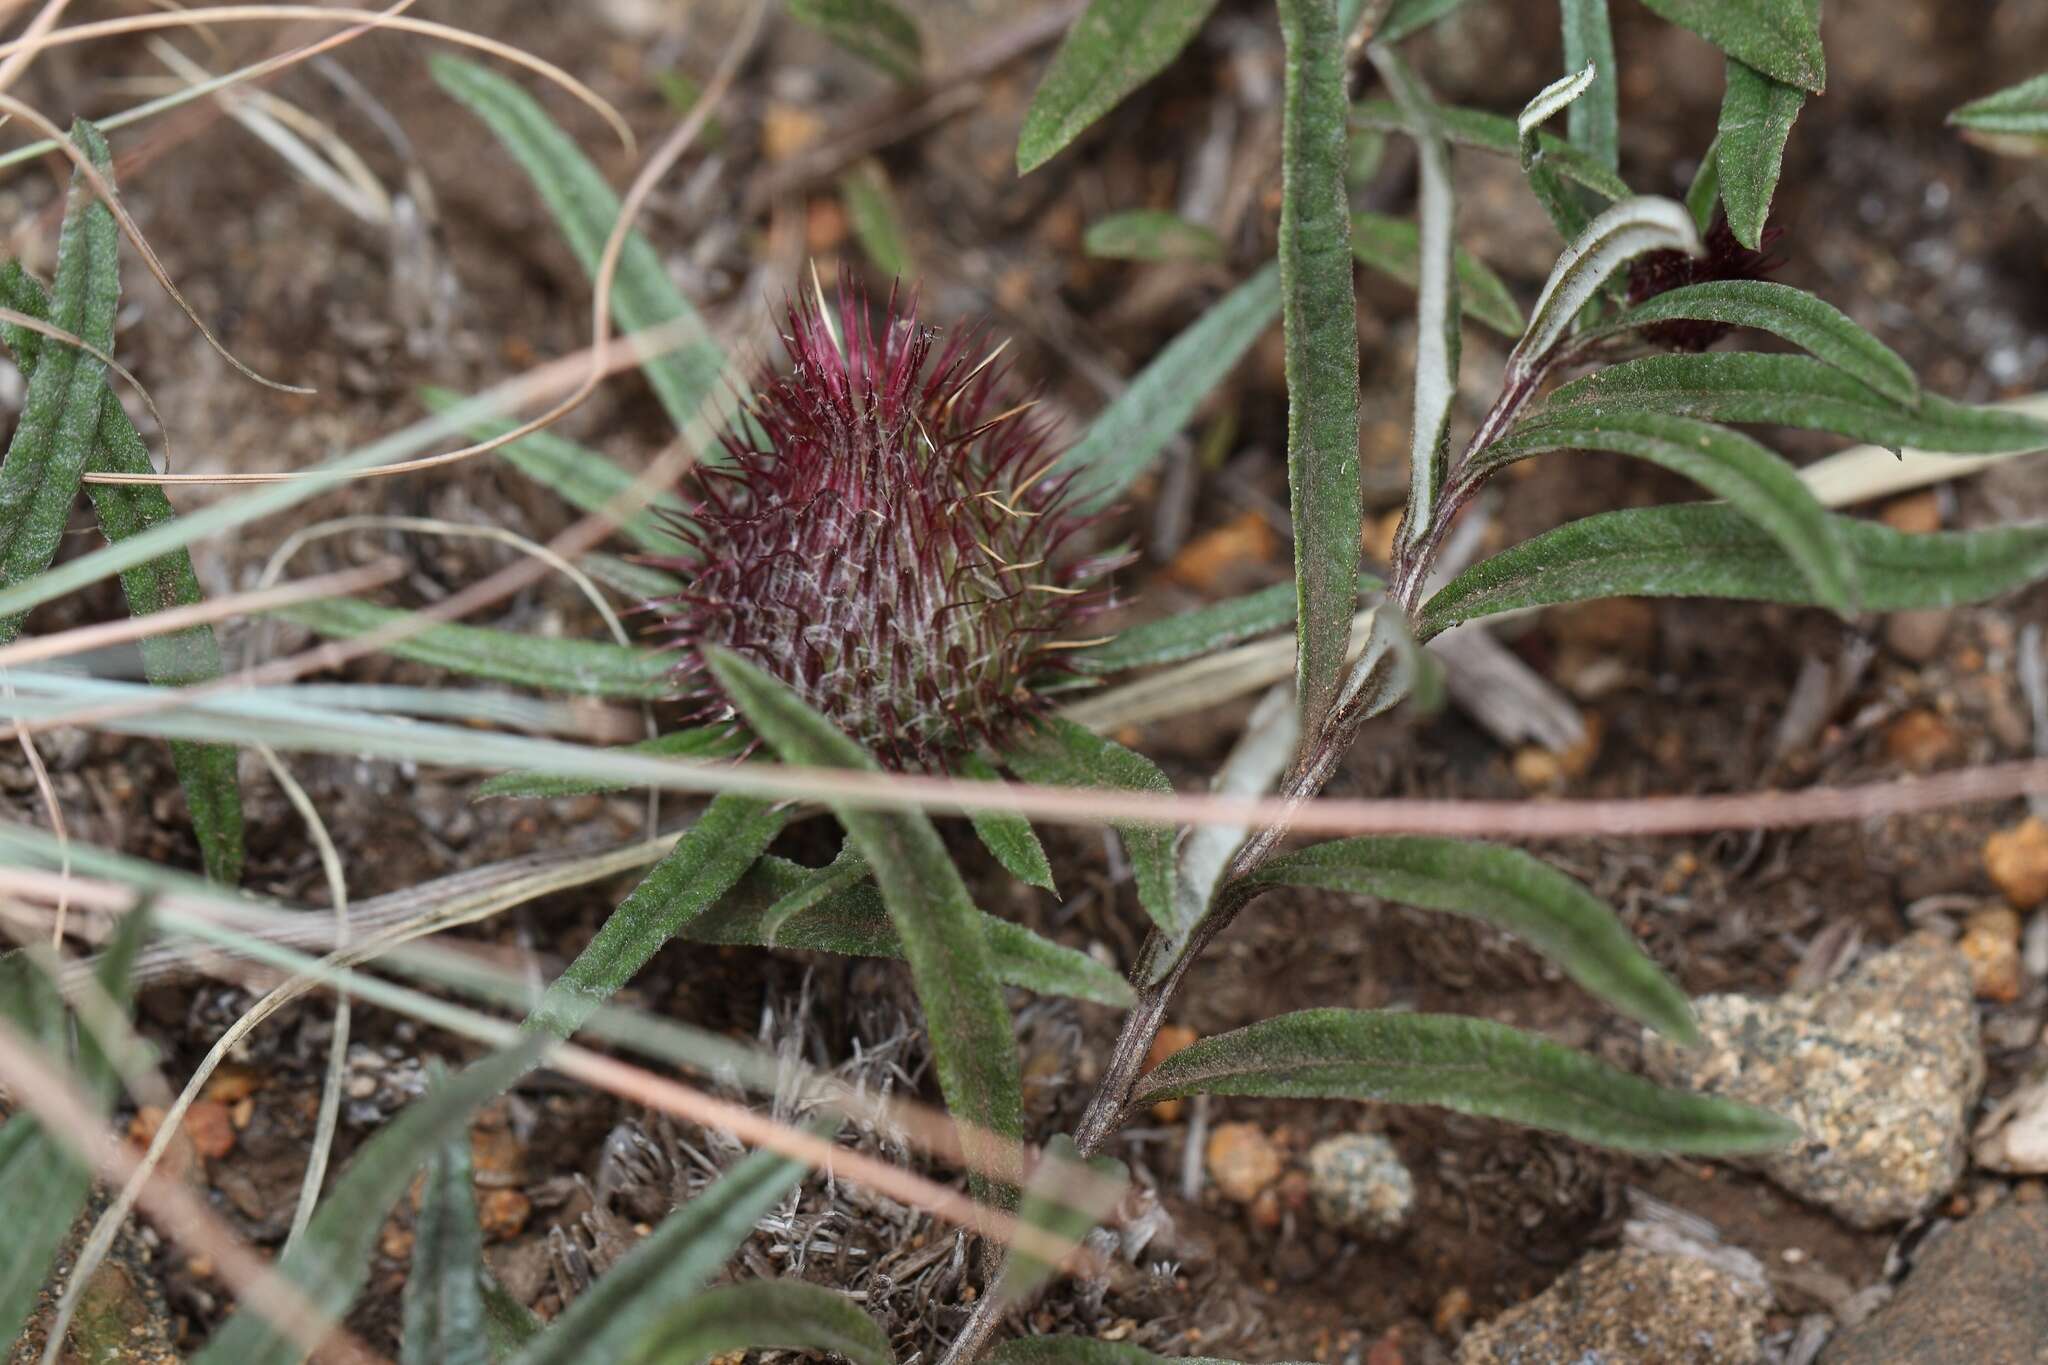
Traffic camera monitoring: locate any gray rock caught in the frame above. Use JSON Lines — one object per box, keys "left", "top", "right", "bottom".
{"left": 1821, "top": 1202, "right": 2048, "bottom": 1364}
{"left": 1643, "top": 934, "right": 1982, "bottom": 1229}
{"left": 1454, "top": 1246, "right": 1770, "bottom": 1365}
{"left": 1305, "top": 1132, "right": 1413, "bottom": 1240}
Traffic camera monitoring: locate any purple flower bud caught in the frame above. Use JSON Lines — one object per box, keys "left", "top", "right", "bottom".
{"left": 1626, "top": 214, "right": 1787, "bottom": 351}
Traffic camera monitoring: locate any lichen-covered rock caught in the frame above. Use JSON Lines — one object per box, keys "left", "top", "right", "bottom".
{"left": 1306, "top": 1133, "right": 1413, "bottom": 1240}
{"left": 1454, "top": 1246, "right": 1769, "bottom": 1365}
{"left": 1821, "top": 1202, "right": 2048, "bottom": 1364}
{"left": 1642, "top": 934, "right": 1981, "bottom": 1229}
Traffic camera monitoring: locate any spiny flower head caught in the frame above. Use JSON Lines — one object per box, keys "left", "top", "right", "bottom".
{"left": 644, "top": 286, "right": 1123, "bottom": 771}
{"left": 1626, "top": 214, "right": 1787, "bottom": 351}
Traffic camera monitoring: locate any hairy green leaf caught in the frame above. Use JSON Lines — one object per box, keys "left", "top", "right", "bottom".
{"left": 1135, "top": 1009, "right": 1799, "bottom": 1153}
{"left": 1950, "top": 71, "right": 2048, "bottom": 155}
{"left": 956, "top": 751, "right": 1056, "bottom": 891}
{"left": 1378, "top": 0, "right": 1475, "bottom": 43}
{"left": 197, "top": 1042, "right": 547, "bottom": 1365}
{"left": 1717, "top": 60, "right": 1805, "bottom": 250}
{"left": 1351, "top": 100, "right": 1633, "bottom": 201}
{"left": 1249, "top": 838, "right": 1696, "bottom": 1041}
{"left": 1594, "top": 281, "right": 1917, "bottom": 407}
{"left": 1482, "top": 407, "right": 1856, "bottom": 613}
{"left": 1017, "top": 0, "right": 1222, "bottom": 174}
{"left": 1006, "top": 715, "right": 1176, "bottom": 936}
{"left": 1517, "top": 63, "right": 1600, "bottom": 170}
{"left": 1561, "top": 0, "right": 1619, "bottom": 171}
{"left": 688, "top": 857, "right": 1137, "bottom": 1007}
{"left": 277, "top": 598, "right": 679, "bottom": 699}
{"left": 402, "top": 1134, "right": 490, "bottom": 1365}
{"left": 473, "top": 728, "right": 743, "bottom": 801}
{"left": 1420, "top": 502, "right": 2048, "bottom": 638}
{"left": 1083, "top": 208, "right": 1225, "bottom": 264}
{"left": 1685, "top": 133, "right": 1722, "bottom": 230}
{"left": 621, "top": 1280, "right": 894, "bottom": 1365}
{"left": 509, "top": 1143, "right": 815, "bottom": 1365}
{"left": 788, "top": 0, "right": 923, "bottom": 83}
{"left": 482, "top": 1276, "right": 542, "bottom": 1360}
{"left": 1350, "top": 211, "right": 1523, "bottom": 337}
{"left": 1280, "top": 0, "right": 1363, "bottom": 738}
{"left": 581, "top": 552, "right": 684, "bottom": 601}
{"left": 1545, "top": 352, "right": 2048, "bottom": 454}
{"left": 706, "top": 648, "right": 1025, "bottom": 1197}
{"left": 838, "top": 158, "right": 915, "bottom": 278}
{"left": 1069, "top": 569, "right": 1383, "bottom": 674}
{"left": 0, "top": 1114, "right": 87, "bottom": 1350}
{"left": 991, "top": 1135, "right": 1129, "bottom": 1309}
{"left": 1639, "top": 0, "right": 1824, "bottom": 93}
{"left": 430, "top": 57, "right": 723, "bottom": 437}
{"left": 1058, "top": 263, "right": 1280, "bottom": 508}
{"left": 1513, "top": 197, "right": 1702, "bottom": 371}
{"left": 418, "top": 387, "right": 690, "bottom": 553}
{"left": 527, "top": 794, "right": 788, "bottom": 1040}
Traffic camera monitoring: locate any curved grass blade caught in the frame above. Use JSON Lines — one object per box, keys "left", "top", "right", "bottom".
{"left": 1512, "top": 197, "right": 1702, "bottom": 373}
{"left": 1005, "top": 715, "right": 1176, "bottom": 936}
{"left": 1561, "top": 0, "right": 1619, "bottom": 172}
{"left": 1280, "top": 0, "right": 1363, "bottom": 738}
{"left": 621, "top": 1280, "right": 894, "bottom": 1365}
{"left": 1016, "top": 0, "right": 1223, "bottom": 174}
{"left": 1544, "top": 352, "right": 2048, "bottom": 455}
{"left": 430, "top": 57, "right": 722, "bottom": 437}
{"left": 1059, "top": 262, "right": 1280, "bottom": 509}
{"left": 1351, "top": 212, "right": 1523, "bottom": 337}
{"left": 990, "top": 1135, "right": 1129, "bottom": 1310}
{"left": 1420, "top": 502, "right": 2048, "bottom": 639}
{"left": 1481, "top": 407, "right": 1856, "bottom": 613}
{"left": 1083, "top": 209, "right": 1224, "bottom": 264}
{"left": 787, "top": 0, "right": 922, "bottom": 83}
{"left": 526, "top": 794, "right": 788, "bottom": 1040}
{"left": 276, "top": 597, "right": 678, "bottom": 699}
{"left": 1068, "top": 571, "right": 1384, "bottom": 675}
{"left": 1133, "top": 1008, "right": 1799, "bottom": 1153}
{"left": 687, "top": 857, "right": 1137, "bottom": 1007}
{"left": 195, "top": 1041, "right": 547, "bottom": 1365}
{"left": 1950, "top": 72, "right": 2048, "bottom": 156}
{"left": 508, "top": 1141, "right": 816, "bottom": 1365}
{"left": 1592, "top": 281, "right": 1916, "bottom": 407}
{"left": 1639, "top": 0, "right": 1824, "bottom": 94}
{"left": 1717, "top": 49, "right": 1807, "bottom": 249}
{"left": 1350, "top": 100, "right": 1632, "bottom": 202}
{"left": 473, "top": 728, "right": 743, "bottom": 802}
{"left": 1248, "top": 837, "right": 1696, "bottom": 1041}
{"left": 401, "top": 1134, "right": 490, "bottom": 1365}
{"left": 956, "top": 751, "right": 1056, "bottom": 892}
{"left": 705, "top": 647, "right": 1025, "bottom": 1198}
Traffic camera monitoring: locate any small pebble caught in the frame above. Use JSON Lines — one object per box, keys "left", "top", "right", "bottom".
{"left": 478, "top": 1188, "right": 533, "bottom": 1241}
{"left": 1883, "top": 609, "right": 1952, "bottom": 664}
{"left": 1306, "top": 1132, "right": 1413, "bottom": 1240}
{"left": 1884, "top": 709, "right": 1958, "bottom": 771}
{"left": 1987, "top": 818, "right": 2048, "bottom": 910}
{"left": 1960, "top": 905, "right": 2024, "bottom": 1003}
{"left": 1880, "top": 490, "right": 1942, "bottom": 534}
{"left": 1145, "top": 1025, "right": 1199, "bottom": 1122}
{"left": 1205, "top": 1122, "right": 1283, "bottom": 1204}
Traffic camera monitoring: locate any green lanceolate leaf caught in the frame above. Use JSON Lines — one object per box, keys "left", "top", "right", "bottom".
{"left": 276, "top": 598, "right": 679, "bottom": 699}
{"left": 1482, "top": 407, "right": 1856, "bottom": 613}
{"left": 483, "top": 1276, "right": 543, "bottom": 1360}
{"left": 1561, "top": 0, "right": 1619, "bottom": 171}
{"left": 1685, "top": 134, "right": 1723, "bottom": 230}
{"left": 1544, "top": 352, "right": 2048, "bottom": 454}
{"left": 1069, "top": 569, "right": 1383, "bottom": 674}
{"left": 1351, "top": 100, "right": 1633, "bottom": 202}
{"left": 1950, "top": 72, "right": 2048, "bottom": 155}
{"left": 418, "top": 387, "right": 690, "bottom": 554}
{"left": 688, "top": 856, "right": 1136, "bottom": 1008}
{"left": 1716, "top": 54, "right": 1806, "bottom": 249}
{"left": 1058, "top": 263, "right": 1280, "bottom": 508}
{"left": 582, "top": 553, "right": 684, "bottom": 601}
{"left": 838, "top": 158, "right": 915, "bottom": 278}
{"left": 401, "top": 1135, "right": 490, "bottom": 1365}
{"left": 1639, "top": 0, "right": 1824, "bottom": 93}
{"left": 430, "top": 58, "right": 722, "bottom": 438}
{"left": 473, "top": 727, "right": 743, "bottom": 801}
{"left": 957, "top": 751, "right": 1056, "bottom": 891}
{"left": 527, "top": 794, "right": 788, "bottom": 1040}
{"left": 1248, "top": 838, "right": 1696, "bottom": 1041}
{"left": 1134, "top": 1009, "right": 1800, "bottom": 1153}
{"left": 1377, "top": 0, "right": 1474, "bottom": 43}
{"left": 1512, "top": 197, "right": 1702, "bottom": 371}
{"left": 788, "top": 0, "right": 923, "bottom": 83}
{"left": 622, "top": 1281, "right": 894, "bottom": 1365}
{"left": 1351, "top": 211, "right": 1523, "bottom": 337}
{"left": 1, "top": 253, "right": 245, "bottom": 886}
{"left": 197, "top": 1041, "right": 547, "bottom": 1365}
{"left": 1082, "top": 209, "right": 1225, "bottom": 264}
{"left": 1517, "top": 64, "right": 1600, "bottom": 170}
{"left": 1420, "top": 502, "right": 2048, "bottom": 639}
{"left": 705, "top": 648, "right": 1025, "bottom": 1197}
{"left": 0, "top": 122, "right": 119, "bottom": 644}
{"left": 509, "top": 1142, "right": 816, "bottom": 1365}
{"left": 1005, "top": 715, "right": 1176, "bottom": 936}
{"left": 1593, "top": 281, "right": 1917, "bottom": 407}
{"left": 1017, "top": 0, "right": 1222, "bottom": 174}
{"left": 1279, "top": 0, "right": 1363, "bottom": 739}
{"left": 0, "top": 1111, "right": 88, "bottom": 1349}
{"left": 991, "top": 1135, "right": 1129, "bottom": 1309}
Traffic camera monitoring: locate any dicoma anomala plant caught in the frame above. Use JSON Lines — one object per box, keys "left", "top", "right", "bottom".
{"left": 7, "top": 4, "right": 2048, "bottom": 1365}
